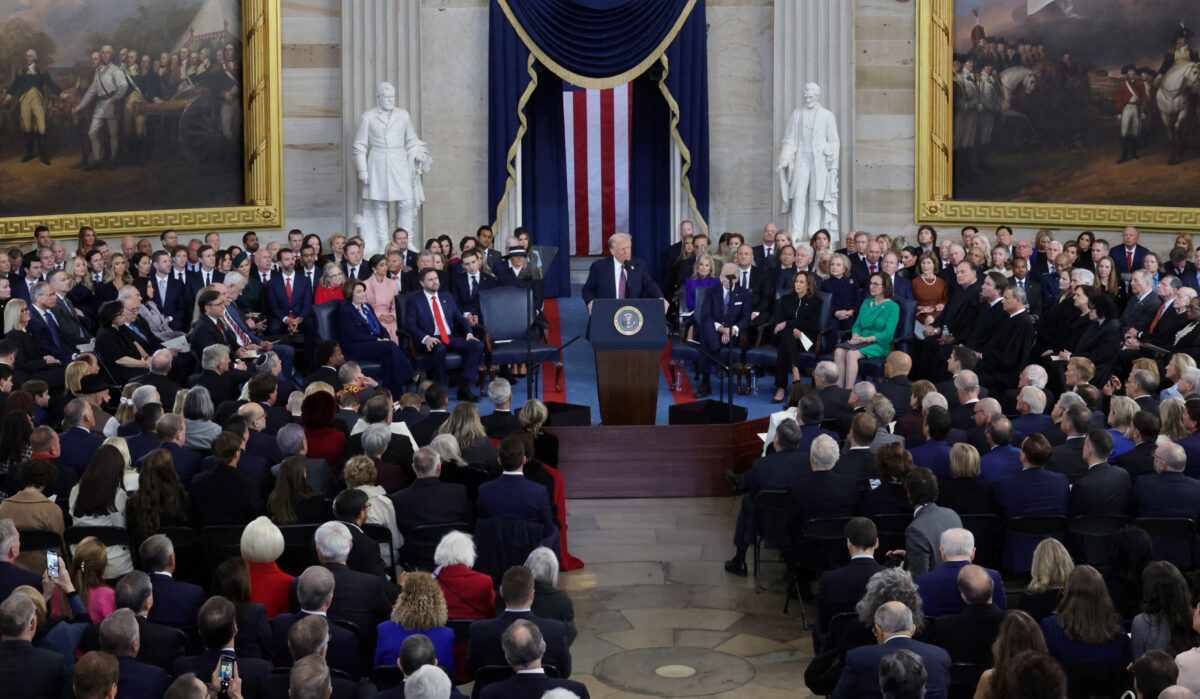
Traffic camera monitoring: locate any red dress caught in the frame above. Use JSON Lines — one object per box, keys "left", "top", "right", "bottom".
{"left": 314, "top": 285, "right": 342, "bottom": 305}
{"left": 304, "top": 427, "right": 347, "bottom": 472}
{"left": 247, "top": 560, "right": 294, "bottom": 618}
{"left": 434, "top": 563, "right": 496, "bottom": 619}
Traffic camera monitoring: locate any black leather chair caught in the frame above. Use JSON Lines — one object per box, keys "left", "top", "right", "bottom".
{"left": 399, "top": 521, "right": 470, "bottom": 572}
{"left": 311, "top": 299, "right": 383, "bottom": 378}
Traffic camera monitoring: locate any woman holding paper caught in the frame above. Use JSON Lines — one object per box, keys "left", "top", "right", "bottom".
{"left": 833, "top": 273, "right": 899, "bottom": 388}
{"left": 771, "top": 271, "right": 823, "bottom": 403}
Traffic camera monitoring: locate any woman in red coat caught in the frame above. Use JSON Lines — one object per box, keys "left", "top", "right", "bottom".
{"left": 314, "top": 263, "right": 347, "bottom": 305}
{"left": 431, "top": 530, "right": 495, "bottom": 619}
{"left": 301, "top": 391, "right": 346, "bottom": 473}
{"left": 240, "top": 516, "right": 294, "bottom": 618}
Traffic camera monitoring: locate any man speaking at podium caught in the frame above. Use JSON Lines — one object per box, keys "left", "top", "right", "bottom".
{"left": 581, "top": 233, "right": 667, "bottom": 313}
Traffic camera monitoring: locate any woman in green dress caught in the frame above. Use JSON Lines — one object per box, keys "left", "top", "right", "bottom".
{"left": 833, "top": 272, "right": 899, "bottom": 388}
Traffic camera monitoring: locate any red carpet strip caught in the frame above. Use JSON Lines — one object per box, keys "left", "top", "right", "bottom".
{"left": 541, "top": 298, "right": 567, "bottom": 403}
{"left": 661, "top": 340, "right": 697, "bottom": 403}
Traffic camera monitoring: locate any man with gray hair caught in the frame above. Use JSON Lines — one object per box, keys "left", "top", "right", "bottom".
{"left": 1121, "top": 269, "right": 1164, "bottom": 335}
{"left": 833, "top": 601, "right": 950, "bottom": 699}
{"left": 865, "top": 394, "right": 904, "bottom": 453}
{"left": 477, "top": 619, "right": 590, "bottom": 698}
{"left": 0, "top": 518, "right": 41, "bottom": 600}
{"left": 724, "top": 418, "right": 808, "bottom": 577}
{"left": 347, "top": 393, "right": 416, "bottom": 465}
{"left": 481, "top": 378, "right": 521, "bottom": 440}
{"left": 147, "top": 412, "right": 202, "bottom": 486}
{"left": 405, "top": 664, "right": 454, "bottom": 699}
{"left": 141, "top": 533, "right": 205, "bottom": 640}
{"left": 878, "top": 649, "right": 927, "bottom": 699}
{"left": 87, "top": 570, "right": 186, "bottom": 671}
{"left": 391, "top": 447, "right": 472, "bottom": 541}
{"left": 100, "top": 608, "right": 171, "bottom": 698}
{"left": 813, "top": 360, "right": 854, "bottom": 435}
{"left": 963, "top": 397, "right": 1001, "bottom": 454}
{"left": 913, "top": 528, "right": 1006, "bottom": 616}
{"left": 288, "top": 654, "right": 333, "bottom": 699}
{"left": 1011, "top": 386, "right": 1052, "bottom": 443}
{"left": 271, "top": 423, "right": 336, "bottom": 498}
{"left": 131, "top": 348, "right": 183, "bottom": 408}
{"left": 948, "top": 370, "right": 981, "bottom": 431}
{"left": 114, "top": 384, "right": 160, "bottom": 437}
{"left": 270, "top": 566, "right": 361, "bottom": 677}
{"left": 0, "top": 590, "right": 66, "bottom": 697}
{"left": 1134, "top": 443, "right": 1200, "bottom": 528}
{"left": 312, "top": 521, "right": 395, "bottom": 640}
{"left": 930, "top": 565, "right": 1007, "bottom": 667}
{"left": 784, "top": 434, "right": 860, "bottom": 581}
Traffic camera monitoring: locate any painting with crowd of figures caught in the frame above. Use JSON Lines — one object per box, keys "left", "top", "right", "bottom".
{"left": 949, "top": 0, "right": 1200, "bottom": 209}
{"left": 0, "top": 0, "right": 244, "bottom": 219}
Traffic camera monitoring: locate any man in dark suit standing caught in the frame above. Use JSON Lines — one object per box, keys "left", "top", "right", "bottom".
{"left": 476, "top": 434, "right": 558, "bottom": 548}
{"left": 266, "top": 248, "right": 312, "bottom": 338}
{"left": 696, "top": 262, "right": 752, "bottom": 399}
{"left": 816, "top": 518, "right": 884, "bottom": 637}
{"left": 405, "top": 268, "right": 484, "bottom": 402}
{"left": 467, "top": 566, "right": 571, "bottom": 679}
{"left": 391, "top": 447, "right": 473, "bottom": 538}
{"left": 173, "top": 597, "right": 273, "bottom": 698}
{"left": 1111, "top": 226, "right": 1151, "bottom": 289}
{"left": 1068, "top": 430, "right": 1131, "bottom": 518}
{"left": 876, "top": 352, "right": 914, "bottom": 417}
{"left": 1048, "top": 404, "right": 1092, "bottom": 484}
{"left": 184, "top": 245, "right": 225, "bottom": 308}
{"left": 751, "top": 222, "right": 780, "bottom": 269}
{"left": 1113, "top": 411, "right": 1160, "bottom": 482}
{"left": 149, "top": 250, "right": 187, "bottom": 329}
{"left": 480, "top": 378, "right": 521, "bottom": 440}
{"left": 0, "top": 593, "right": 66, "bottom": 698}
{"left": 479, "top": 619, "right": 590, "bottom": 699}
{"left": 930, "top": 565, "right": 1007, "bottom": 666}
{"left": 994, "top": 434, "right": 1069, "bottom": 572}
{"left": 1008, "top": 256, "right": 1042, "bottom": 315}
{"left": 141, "top": 534, "right": 205, "bottom": 642}
{"left": 580, "top": 232, "right": 665, "bottom": 312}
{"left": 452, "top": 248, "right": 497, "bottom": 333}
{"left": 272, "top": 567, "right": 362, "bottom": 678}
{"left": 724, "top": 419, "right": 809, "bottom": 577}
{"left": 831, "top": 601, "right": 951, "bottom": 699}
{"left": 188, "top": 431, "right": 263, "bottom": 527}
{"left": 100, "top": 608, "right": 171, "bottom": 697}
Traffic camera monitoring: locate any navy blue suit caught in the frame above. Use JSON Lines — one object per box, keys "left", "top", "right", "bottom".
{"left": 734, "top": 449, "right": 809, "bottom": 549}
{"left": 266, "top": 272, "right": 313, "bottom": 335}
{"left": 1134, "top": 471, "right": 1200, "bottom": 521}
{"left": 1111, "top": 245, "right": 1150, "bottom": 277}
{"left": 451, "top": 269, "right": 497, "bottom": 320}
{"left": 142, "top": 441, "right": 202, "bottom": 486}
{"left": 58, "top": 426, "right": 102, "bottom": 475}
{"left": 125, "top": 430, "right": 160, "bottom": 465}
{"left": 581, "top": 256, "right": 663, "bottom": 303}
{"left": 980, "top": 444, "right": 1022, "bottom": 483}
{"left": 481, "top": 673, "right": 591, "bottom": 699}
{"left": 184, "top": 268, "right": 224, "bottom": 305}
{"left": 1011, "top": 413, "right": 1054, "bottom": 443}
{"left": 225, "top": 304, "right": 296, "bottom": 379}
{"left": 889, "top": 273, "right": 914, "bottom": 302}
{"left": 476, "top": 473, "right": 558, "bottom": 545}
{"left": 271, "top": 611, "right": 361, "bottom": 678}
{"left": 338, "top": 301, "right": 415, "bottom": 394}
{"left": 116, "top": 655, "right": 170, "bottom": 699}
{"left": 150, "top": 274, "right": 187, "bottom": 329}
{"left": 910, "top": 440, "right": 953, "bottom": 478}
{"left": 404, "top": 291, "right": 484, "bottom": 384}
{"left": 915, "top": 559, "right": 1007, "bottom": 617}
{"left": 0, "top": 561, "right": 41, "bottom": 602}
{"left": 832, "top": 636, "right": 951, "bottom": 699}
{"left": 26, "top": 305, "right": 72, "bottom": 364}
{"left": 467, "top": 611, "right": 571, "bottom": 678}
{"left": 699, "top": 284, "right": 752, "bottom": 376}
{"left": 148, "top": 572, "right": 205, "bottom": 638}
{"left": 994, "top": 467, "right": 1069, "bottom": 572}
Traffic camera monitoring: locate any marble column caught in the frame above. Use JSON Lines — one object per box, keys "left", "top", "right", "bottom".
{"left": 774, "top": 0, "right": 855, "bottom": 245}
{"left": 341, "top": 0, "right": 423, "bottom": 245}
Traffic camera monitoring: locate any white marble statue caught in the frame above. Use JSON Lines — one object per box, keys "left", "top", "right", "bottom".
{"left": 778, "top": 82, "right": 840, "bottom": 244}
{"left": 352, "top": 82, "right": 431, "bottom": 256}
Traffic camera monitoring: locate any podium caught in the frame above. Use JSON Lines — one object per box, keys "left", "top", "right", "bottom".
{"left": 588, "top": 299, "right": 667, "bottom": 426}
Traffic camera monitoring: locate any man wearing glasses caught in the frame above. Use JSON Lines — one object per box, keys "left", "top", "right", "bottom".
{"left": 28, "top": 282, "right": 74, "bottom": 365}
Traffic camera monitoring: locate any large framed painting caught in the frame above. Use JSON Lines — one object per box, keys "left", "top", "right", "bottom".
{"left": 917, "top": 0, "right": 1200, "bottom": 231}
{"left": 0, "top": 0, "right": 281, "bottom": 240}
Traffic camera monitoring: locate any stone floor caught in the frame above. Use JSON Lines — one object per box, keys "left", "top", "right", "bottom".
{"left": 558, "top": 496, "right": 816, "bottom": 698}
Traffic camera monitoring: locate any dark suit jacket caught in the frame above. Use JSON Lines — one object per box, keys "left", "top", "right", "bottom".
{"left": 129, "top": 372, "right": 183, "bottom": 410}
{"left": 480, "top": 410, "right": 521, "bottom": 440}
{"left": 467, "top": 611, "right": 571, "bottom": 677}
{"left": 340, "top": 261, "right": 370, "bottom": 281}
{"left": 937, "top": 477, "right": 994, "bottom": 516}
{"left": 876, "top": 376, "right": 913, "bottom": 417}
{"left": 173, "top": 650, "right": 272, "bottom": 699}
{"left": 338, "top": 519, "right": 390, "bottom": 579}
{"left": 266, "top": 273, "right": 314, "bottom": 335}
{"left": 150, "top": 274, "right": 187, "bottom": 329}
{"left": 818, "top": 386, "right": 855, "bottom": 436}
{"left": 1111, "top": 245, "right": 1150, "bottom": 276}
{"left": 1068, "top": 462, "right": 1131, "bottom": 518}
{"left": 910, "top": 440, "right": 953, "bottom": 479}
{"left": 476, "top": 474, "right": 557, "bottom": 541}
{"left": 410, "top": 411, "right": 450, "bottom": 447}
{"left": 817, "top": 556, "right": 884, "bottom": 631}
{"left": 117, "top": 655, "right": 171, "bottom": 699}
{"left": 1113, "top": 442, "right": 1157, "bottom": 482}
{"left": 1011, "top": 413, "right": 1054, "bottom": 443}
{"left": 324, "top": 562, "right": 396, "bottom": 634}
{"left": 391, "top": 477, "right": 473, "bottom": 536}
{"left": 404, "top": 291, "right": 472, "bottom": 345}
{"left": 0, "top": 562, "right": 42, "bottom": 604}
{"left": 480, "top": 673, "right": 591, "bottom": 699}
{"left": 786, "top": 470, "right": 860, "bottom": 568}
{"left": 0, "top": 639, "right": 64, "bottom": 699}
{"left": 1134, "top": 471, "right": 1200, "bottom": 520}
{"left": 931, "top": 603, "right": 1007, "bottom": 665}
{"left": 148, "top": 572, "right": 206, "bottom": 638}
{"left": 1120, "top": 291, "right": 1163, "bottom": 334}
{"left": 915, "top": 559, "right": 1006, "bottom": 617}
{"left": 452, "top": 269, "right": 498, "bottom": 318}
{"left": 50, "top": 294, "right": 91, "bottom": 344}
{"left": 994, "top": 467, "right": 1070, "bottom": 571}
{"left": 1048, "top": 436, "right": 1088, "bottom": 484}
{"left": 345, "top": 430, "right": 414, "bottom": 478}
{"left": 581, "top": 255, "right": 664, "bottom": 305}
{"left": 305, "top": 366, "right": 340, "bottom": 388}
{"left": 832, "top": 636, "right": 951, "bottom": 699}
{"left": 26, "top": 305, "right": 73, "bottom": 364}
{"left": 270, "top": 610, "right": 361, "bottom": 678}
{"left": 1010, "top": 275, "right": 1042, "bottom": 315}
{"left": 190, "top": 315, "right": 238, "bottom": 362}
{"left": 833, "top": 448, "right": 877, "bottom": 485}
{"left": 57, "top": 426, "right": 102, "bottom": 475}
{"left": 150, "top": 441, "right": 203, "bottom": 487}
{"left": 184, "top": 268, "right": 225, "bottom": 304}
{"left": 188, "top": 463, "right": 263, "bottom": 527}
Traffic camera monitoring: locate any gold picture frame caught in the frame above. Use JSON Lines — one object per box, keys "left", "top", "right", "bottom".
{"left": 0, "top": 0, "right": 282, "bottom": 240}
{"left": 915, "top": 0, "right": 1200, "bottom": 232}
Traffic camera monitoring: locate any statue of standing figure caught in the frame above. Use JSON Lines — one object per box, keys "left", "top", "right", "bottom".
{"left": 778, "top": 82, "right": 840, "bottom": 245}
{"left": 352, "top": 82, "right": 431, "bottom": 256}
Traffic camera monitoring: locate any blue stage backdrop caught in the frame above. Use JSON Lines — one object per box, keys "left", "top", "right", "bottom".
{"left": 488, "top": 0, "right": 709, "bottom": 298}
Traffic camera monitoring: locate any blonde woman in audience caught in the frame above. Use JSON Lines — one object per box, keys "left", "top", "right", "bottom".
{"left": 1107, "top": 396, "right": 1138, "bottom": 457}
{"left": 287, "top": 391, "right": 305, "bottom": 419}
{"left": 69, "top": 536, "right": 116, "bottom": 622}
{"left": 439, "top": 403, "right": 496, "bottom": 468}
{"left": 106, "top": 384, "right": 141, "bottom": 437}
{"left": 171, "top": 388, "right": 189, "bottom": 415}
{"left": 343, "top": 455, "right": 402, "bottom": 564}
{"left": 1017, "top": 538, "right": 1074, "bottom": 621}
{"left": 519, "top": 397, "right": 558, "bottom": 466}
{"left": 101, "top": 436, "right": 139, "bottom": 491}
{"left": 1163, "top": 354, "right": 1197, "bottom": 401}
{"left": 240, "top": 516, "right": 293, "bottom": 619}
{"left": 304, "top": 381, "right": 336, "bottom": 398}
{"left": 1160, "top": 398, "right": 1191, "bottom": 444}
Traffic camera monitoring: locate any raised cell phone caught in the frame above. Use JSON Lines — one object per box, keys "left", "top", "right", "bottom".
{"left": 218, "top": 654, "right": 235, "bottom": 688}
{"left": 45, "top": 550, "right": 59, "bottom": 578}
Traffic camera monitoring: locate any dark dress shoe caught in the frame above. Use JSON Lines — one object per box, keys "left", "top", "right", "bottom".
{"left": 724, "top": 558, "right": 748, "bottom": 577}
{"left": 457, "top": 387, "right": 481, "bottom": 402}
{"left": 695, "top": 383, "right": 712, "bottom": 399}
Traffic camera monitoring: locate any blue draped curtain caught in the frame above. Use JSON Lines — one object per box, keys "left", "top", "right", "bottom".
{"left": 488, "top": 0, "right": 709, "bottom": 296}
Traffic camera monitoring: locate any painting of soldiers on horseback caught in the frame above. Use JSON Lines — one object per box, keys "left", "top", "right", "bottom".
{"left": 0, "top": 0, "right": 243, "bottom": 219}
{"left": 951, "top": 0, "right": 1200, "bottom": 209}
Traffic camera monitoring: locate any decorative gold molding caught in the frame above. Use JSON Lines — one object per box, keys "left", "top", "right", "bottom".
{"left": 0, "top": 0, "right": 283, "bottom": 241}
{"left": 914, "top": 0, "right": 1200, "bottom": 232}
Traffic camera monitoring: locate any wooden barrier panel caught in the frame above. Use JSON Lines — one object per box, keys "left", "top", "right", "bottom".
{"left": 547, "top": 417, "right": 770, "bottom": 498}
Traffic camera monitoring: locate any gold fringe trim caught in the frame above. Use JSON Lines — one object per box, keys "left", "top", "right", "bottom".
{"left": 657, "top": 54, "right": 708, "bottom": 237}
{"left": 491, "top": 53, "right": 540, "bottom": 232}
{"left": 496, "top": 0, "right": 696, "bottom": 90}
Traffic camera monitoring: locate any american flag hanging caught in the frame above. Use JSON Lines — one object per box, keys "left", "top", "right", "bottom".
{"left": 563, "top": 81, "right": 632, "bottom": 256}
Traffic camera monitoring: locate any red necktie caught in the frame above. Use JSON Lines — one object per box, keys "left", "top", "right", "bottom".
{"left": 224, "top": 310, "right": 251, "bottom": 345}
{"left": 1150, "top": 303, "right": 1167, "bottom": 333}
{"left": 1127, "top": 250, "right": 1133, "bottom": 271}
{"left": 430, "top": 295, "right": 450, "bottom": 344}
{"left": 285, "top": 276, "right": 292, "bottom": 304}
{"left": 870, "top": 264, "right": 877, "bottom": 275}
